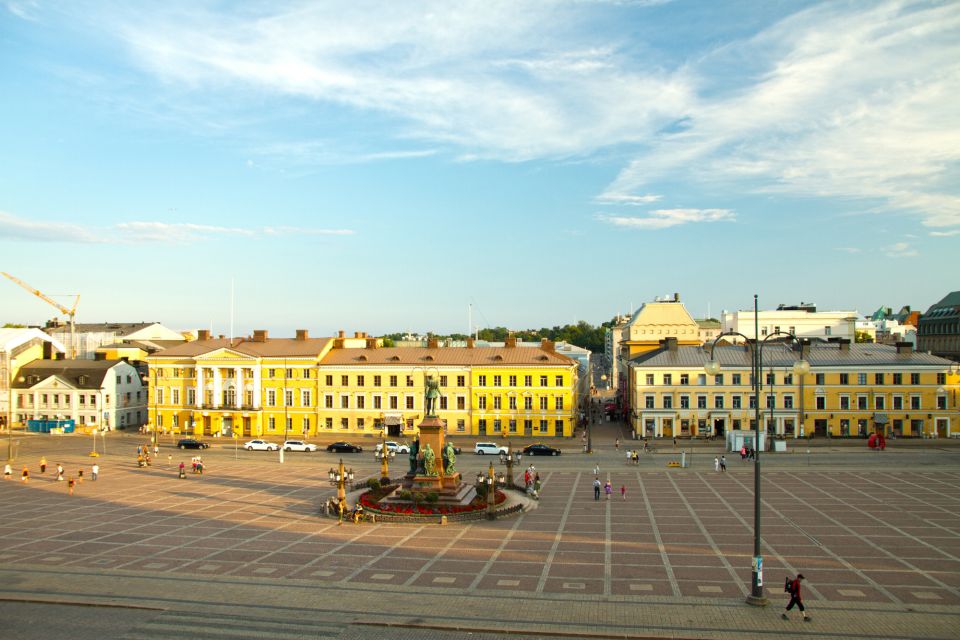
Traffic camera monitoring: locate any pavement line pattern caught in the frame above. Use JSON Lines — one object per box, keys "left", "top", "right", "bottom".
{"left": 535, "top": 471, "right": 581, "bottom": 594}
{"left": 342, "top": 524, "right": 426, "bottom": 584}
{"left": 121, "top": 609, "right": 345, "bottom": 640}
{"left": 665, "top": 472, "right": 745, "bottom": 596}
{"left": 731, "top": 472, "right": 901, "bottom": 604}
{"left": 636, "top": 473, "right": 681, "bottom": 597}
{"left": 466, "top": 492, "right": 531, "bottom": 592}
{"left": 603, "top": 475, "right": 612, "bottom": 596}
{"left": 787, "top": 472, "right": 960, "bottom": 599}
{"left": 403, "top": 522, "right": 473, "bottom": 587}
{"left": 694, "top": 472, "right": 825, "bottom": 601}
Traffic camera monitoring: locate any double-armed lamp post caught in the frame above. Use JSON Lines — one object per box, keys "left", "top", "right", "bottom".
{"left": 704, "top": 294, "right": 809, "bottom": 606}
{"left": 327, "top": 459, "right": 354, "bottom": 507}
{"left": 374, "top": 429, "right": 395, "bottom": 481}
{"left": 477, "top": 462, "right": 505, "bottom": 519}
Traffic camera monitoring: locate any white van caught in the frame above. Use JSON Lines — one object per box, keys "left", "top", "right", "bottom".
{"left": 474, "top": 442, "right": 508, "bottom": 455}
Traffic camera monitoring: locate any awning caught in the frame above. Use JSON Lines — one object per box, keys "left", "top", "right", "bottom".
{"left": 384, "top": 416, "right": 403, "bottom": 426}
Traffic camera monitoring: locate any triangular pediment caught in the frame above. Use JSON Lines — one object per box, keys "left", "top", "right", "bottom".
{"left": 28, "top": 375, "right": 80, "bottom": 390}
{"left": 194, "top": 348, "right": 257, "bottom": 362}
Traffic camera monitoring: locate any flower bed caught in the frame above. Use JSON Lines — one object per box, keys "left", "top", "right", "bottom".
{"left": 359, "top": 488, "right": 505, "bottom": 516}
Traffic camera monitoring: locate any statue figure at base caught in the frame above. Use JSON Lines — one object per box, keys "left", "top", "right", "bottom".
{"left": 422, "top": 443, "right": 437, "bottom": 476}
{"left": 442, "top": 441, "right": 457, "bottom": 475}
{"left": 408, "top": 436, "right": 420, "bottom": 475}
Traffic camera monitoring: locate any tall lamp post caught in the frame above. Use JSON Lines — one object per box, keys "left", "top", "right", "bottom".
{"left": 328, "top": 458, "right": 354, "bottom": 509}
{"left": 704, "top": 295, "right": 809, "bottom": 606}
{"left": 375, "top": 428, "right": 395, "bottom": 481}
{"left": 477, "top": 461, "right": 505, "bottom": 520}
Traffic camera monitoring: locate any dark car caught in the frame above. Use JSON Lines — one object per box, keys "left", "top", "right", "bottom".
{"left": 522, "top": 443, "right": 561, "bottom": 456}
{"left": 326, "top": 441, "right": 363, "bottom": 453}
{"left": 177, "top": 438, "right": 210, "bottom": 450}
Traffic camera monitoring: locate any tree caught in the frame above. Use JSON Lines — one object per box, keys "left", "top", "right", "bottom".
{"left": 855, "top": 330, "right": 874, "bottom": 343}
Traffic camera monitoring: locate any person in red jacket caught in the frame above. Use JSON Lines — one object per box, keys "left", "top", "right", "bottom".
{"left": 783, "top": 574, "right": 810, "bottom": 622}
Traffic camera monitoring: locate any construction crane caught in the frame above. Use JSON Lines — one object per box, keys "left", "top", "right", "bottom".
{"left": 1, "top": 272, "right": 79, "bottom": 359}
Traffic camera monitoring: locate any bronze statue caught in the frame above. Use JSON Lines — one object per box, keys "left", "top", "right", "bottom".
{"left": 442, "top": 441, "right": 457, "bottom": 475}
{"left": 422, "top": 443, "right": 437, "bottom": 476}
{"left": 425, "top": 375, "right": 441, "bottom": 417}
{"left": 408, "top": 436, "right": 419, "bottom": 475}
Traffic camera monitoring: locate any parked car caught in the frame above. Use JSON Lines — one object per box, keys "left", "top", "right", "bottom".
{"left": 375, "top": 441, "right": 410, "bottom": 454}
{"left": 177, "top": 438, "right": 209, "bottom": 450}
{"left": 522, "top": 443, "right": 562, "bottom": 456}
{"left": 327, "top": 441, "right": 363, "bottom": 453}
{"left": 282, "top": 440, "right": 317, "bottom": 452}
{"left": 474, "top": 442, "right": 508, "bottom": 455}
{"left": 244, "top": 439, "right": 279, "bottom": 451}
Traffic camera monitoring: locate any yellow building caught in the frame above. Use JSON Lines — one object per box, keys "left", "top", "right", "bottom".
{"left": 147, "top": 331, "right": 578, "bottom": 440}
{"left": 627, "top": 338, "right": 959, "bottom": 439}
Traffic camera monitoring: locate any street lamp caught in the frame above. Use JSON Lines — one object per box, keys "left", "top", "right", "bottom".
{"left": 499, "top": 443, "right": 522, "bottom": 487}
{"left": 476, "top": 461, "right": 505, "bottom": 520}
{"left": 704, "top": 294, "right": 810, "bottom": 607}
{"left": 328, "top": 458, "right": 355, "bottom": 509}
{"left": 374, "top": 428, "right": 395, "bottom": 481}
{"left": 280, "top": 360, "right": 289, "bottom": 464}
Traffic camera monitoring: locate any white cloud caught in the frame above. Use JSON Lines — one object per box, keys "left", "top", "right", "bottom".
{"left": 594, "top": 193, "right": 662, "bottom": 205}
{"left": 0, "top": 212, "right": 355, "bottom": 244}
{"left": 595, "top": 208, "right": 734, "bottom": 229}
{"left": 834, "top": 247, "right": 862, "bottom": 254}
{"left": 884, "top": 241, "right": 918, "bottom": 258}
{"left": 5, "top": 1, "right": 40, "bottom": 21}
{"left": 605, "top": 0, "right": 960, "bottom": 229}
{"left": 930, "top": 229, "right": 960, "bottom": 237}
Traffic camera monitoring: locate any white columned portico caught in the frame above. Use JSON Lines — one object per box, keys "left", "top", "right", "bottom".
{"left": 196, "top": 366, "right": 204, "bottom": 407}
{"left": 252, "top": 366, "right": 261, "bottom": 409}
{"left": 213, "top": 368, "right": 222, "bottom": 408}
{"left": 234, "top": 367, "right": 242, "bottom": 408}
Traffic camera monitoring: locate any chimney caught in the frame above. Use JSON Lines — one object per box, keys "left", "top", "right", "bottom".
{"left": 427, "top": 337, "right": 439, "bottom": 349}
{"left": 198, "top": 329, "right": 211, "bottom": 341}
{"left": 895, "top": 341, "right": 913, "bottom": 354}
{"left": 505, "top": 336, "right": 517, "bottom": 348}
{"left": 674, "top": 292, "right": 680, "bottom": 302}
{"left": 838, "top": 338, "right": 850, "bottom": 352}
{"left": 663, "top": 337, "right": 678, "bottom": 352}
{"left": 252, "top": 329, "right": 268, "bottom": 343}
{"left": 541, "top": 338, "right": 555, "bottom": 353}
{"left": 354, "top": 331, "right": 362, "bottom": 338}
{"left": 338, "top": 330, "right": 345, "bottom": 339}
{"left": 366, "top": 337, "right": 378, "bottom": 349}
{"left": 466, "top": 338, "right": 475, "bottom": 349}
{"left": 296, "top": 329, "right": 309, "bottom": 341}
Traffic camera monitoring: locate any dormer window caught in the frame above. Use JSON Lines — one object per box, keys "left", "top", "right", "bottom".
{"left": 389, "top": 355, "right": 400, "bottom": 361}
{"left": 78, "top": 375, "right": 87, "bottom": 386}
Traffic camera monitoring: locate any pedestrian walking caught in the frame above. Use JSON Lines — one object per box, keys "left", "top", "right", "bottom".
{"left": 153, "top": 444, "right": 159, "bottom": 456}
{"left": 21, "top": 467, "right": 29, "bottom": 483}
{"left": 593, "top": 477, "right": 601, "bottom": 501}
{"left": 720, "top": 456, "right": 726, "bottom": 472}
{"left": 593, "top": 464, "right": 600, "bottom": 477}
{"left": 782, "top": 574, "right": 810, "bottom": 621}
{"left": 68, "top": 477, "right": 76, "bottom": 495}
{"left": 77, "top": 469, "right": 84, "bottom": 482}
{"left": 533, "top": 474, "right": 541, "bottom": 500}
{"left": 168, "top": 454, "right": 173, "bottom": 466}
{"left": 178, "top": 461, "right": 186, "bottom": 479}
{"left": 620, "top": 484, "right": 626, "bottom": 500}
{"left": 615, "top": 437, "right": 620, "bottom": 450}
{"left": 91, "top": 463, "right": 99, "bottom": 480}
{"left": 39, "top": 456, "right": 47, "bottom": 473}
{"left": 604, "top": 481, "right": 612, "bottom": 500}
{"left": 714, "top": 456, "right": 720, "bottom": 472}
{"left": 3, "top": 463, "right": 11, "bottom": 479}
{"left": 56, "top": 464, "right": 64, "bottom": 481}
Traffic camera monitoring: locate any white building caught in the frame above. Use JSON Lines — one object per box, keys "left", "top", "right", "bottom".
{"left": 721, "top": 305, "right": 857, "bottom": 343}
{"left": 604, "top": 315, "right": 631, "bottom": 390}
{"left": 12, "top": 359, "right": 146, "bottom": 431}
{"left": 0, "top": 328, "right": 65, "bottom": 431}
{"left": 44, "top": 321, "right": 186, "bottom": 360}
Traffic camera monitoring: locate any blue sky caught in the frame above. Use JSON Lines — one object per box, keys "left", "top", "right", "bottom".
{"left": 1, "top": 0, "right": 957, "bottom": 337}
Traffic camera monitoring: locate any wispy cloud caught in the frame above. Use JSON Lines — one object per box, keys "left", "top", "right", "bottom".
{"left": 251, "top": 140, "right": 438, "bottom": 167}
{"left": 0, "top": 212, "right": 355, "bottom": 244}
{"left": 834, "top": 247, "right": 862, "bottom": 254}
{"left": 884, "top": 242, "right": 918, "bottom": 258}
{"left": 5, "top": 1, "right": 40, "bottom": 21}
{"left": 604, "top": 0, "right": 960, "bottom": 229}
{"left": 595, "top": 208, "right": 734, "bottom": 229}
{"left": 930, "top": 229, "right": 960, "bottom": 237}
{"left": 595, "top": 193, "right": 662, "bottom": 205}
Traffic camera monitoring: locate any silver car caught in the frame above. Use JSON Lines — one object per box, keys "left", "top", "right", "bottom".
{"left": 283, "top": 440, "right": 317, "bottom": 452}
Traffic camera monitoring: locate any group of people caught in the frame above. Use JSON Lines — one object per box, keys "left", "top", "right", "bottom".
{"left": 3, "top": 457, "right": 97, "bottom": 493}
{"left": 136, "top": 443, "right": 155, "bottom": 468}
{"left": 590, "top": 465, "right": 626, "bottom": 501}
{"left": 523, "top": 464, "right": 541, "bottom": 499}
{"left": 713, "top": 456, "right": 727, "bottom": 472}
{"left": 177, "top": 457, "right": 204, "bottom": 478}
{"left": 739, "top": 445, "right": 756, "bottom": 460}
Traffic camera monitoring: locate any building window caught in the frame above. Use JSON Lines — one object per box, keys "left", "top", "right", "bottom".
{"left": 373, "top": 395, "right": 382, "bottom": 410}
{"left": 783, "top": 395, "right": 793, "bottom": 409}
{"left": 524, "top": 375, "right": 532, "bottom": 387}
{"left": 893, "top": 373, "right": 903, "bottom": 385}
{"left": 405, "top": 396, "right": 414, "bottom": 410}
{"left": 341, "top": 396, "right": 349, "bottom": 409}
{"left": 646, "top": 374, "right": 655, "bottom": 385}
{"left": 815, "top": 396, "right": 825, "bottom": 410}
{"left": 697, "top": 396, "right": 707, "bottom": 409}
{"left": 390, "top": 375, "right": 398, "bottom": 387}
{"left": 893, "top": 396, "right": 903, "bottom": 410}
{"left": 324, "top": 375, "right": 332, "bottom": 385}
{"left": 875, "top": 396, "right": 885, "bottom": 410}
{"left": 303, "top": 370, "right": 311, "bottom": 379}
{"left": 555, "top": 375, "right": 563, "bottom": 386}
{"left": 509, "top": 419, "right": 517, "bottom": 433}
{"left": 875, "top": 373, "right": 884, "bottom": 385}
{"left": 857, "top": 395, "right": 867, "bottom": 410}
{"left": 858, "top": 373, "right": 867, "bottom": 385}
{"left": 937, "top": 396, "right": 947, "bottom": 410}
{"left": 493, "top": 397, "right": 501, "bottom": 410}
{"left": 663, "top": 374, "right": 672, "bottom": 385}
{"left": 302, "top": 390, "right": 311, "bottom": 407}
{"left": 815, "top": 373, "right": 825, "bottom": 385}
{"left": 357, "top": 375, "right": 364, "bottom": 387}
{"left": 714, "top": 374, "right": 724, "bottom": 385}
{"left": 910, "top": 373, "right": 919, "bottom": 385}
{"left": 715, "top": 396, "right": 724, "bottom": 409}
{"left": 440, "top": 396, "right": 448, "bottom": 410}
{"left": 910, "top": 396, "right": 921, "bottom": 410}
{"left": 172, "top": 389, "right": 180, "bottom": 404}
{"left": 357, "top": 396, "right": 365, "bottom": 410}
{"left": 732, "top": 395, "right": 742, "bottom": 409}
{"left": 440, "top": 375, "right": 448, "bottom": 387}
{"left": 766, "top": 372, "right": 775, "bottom": 385}
{"left": 268, "top": 417, "right": 275, "bottom": 431}
{"left": 840, "top": 373, "right": 849, "bottom": 385}
{"left": 540, "top": 397, "right": 548, "bottom": 410}
{"left": 325, "top": 417, "right": 333, "bottom": 429}
{"left": 645, "top": 396, "right": 655, "bottom": 409}
{"left": 406, "top": 376, "right": 414, "bottom": 387}
{"left": 680, "top": 396, "right": 690, "bottom": 409}
{"left": 285, "top": 390, "right": 293, "bottom": 406}
{"left": 732, "top": 374, "right": 742, "bottom": 385}
{"left": 663, "top": 396, "right": 673, "bottom": 409}
{"left": 524, "top": 397, "right": 532, "bottom": 410}
{"left": 679, "top": 374, "right": 689, "bottom": 385}
{"left": 493, "top": 375, "right": 502, "bottom": 387}
{"left": 509, "top": 396, "right": 517, "bottom": 410}
{"left": 479, "top": 397, "right": 487, "bottom": 410}
{"left": 341, "top": 375, "right": 349, "bottom": 386}
{"left": 457, "top": 376, "right": 466, "bottom": 387}
{"left": 539, "top": 419, "right": 548, "bottom": 432}
{"left": 840, "top": 395, "right": 850, "bottom": 410}
{"left": 478, "top": 375, "right": 487, "bottom": 387}
{"left": 156, "top": 389, "right": 164, "bottom": 405}
{"left": 540, "top": 375, "right": 548, "bottom": 386}
{"left": 936, "top": 373, "right": 946, "bottom": 384}
{"left": 457, "top": 419, "right": 465, "bottom": 432}
{"left": 341, "top": 418, "right": 349, "bottom": 429}
{"left": 556, "top": 419, "right": 564, "bottom": 433}
{"left": 824, "top": 326, "right": 832, "bottom": 336}
{"left": 508, "top": 375, "right": 516, "bottom": 387}
{"left": 457, "top": 396, "right": 465, "bottom": 410}
{"left": 374, "top": 375, "right": 382, "bottom": 387}
{"left": 555, "top": 397, "right": 563, "bottom": 410}
{"left": 324, "top": 395, "right": 333, "bottom": 408}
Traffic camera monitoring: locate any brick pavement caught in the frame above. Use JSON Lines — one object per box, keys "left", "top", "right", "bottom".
{"left": 0, "top": 445, "right": 958, "bottom": 639}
